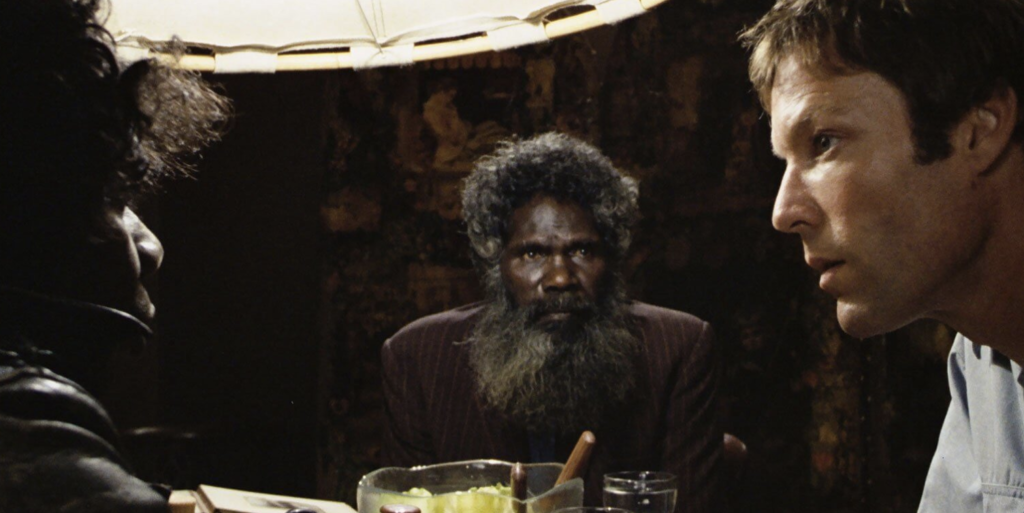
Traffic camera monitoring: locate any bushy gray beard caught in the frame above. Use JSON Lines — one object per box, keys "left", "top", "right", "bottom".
{"left": 467, "top": 271, "right": 640, "bottom": 435}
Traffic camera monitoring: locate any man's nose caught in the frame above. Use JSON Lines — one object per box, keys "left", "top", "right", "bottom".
{"left": 771, "top": 165, "right": 819, "bottom": 235}
{"left": 541, "top": 254, "right": 578, "bottom": 292}
{"left": 125, "top": 208, "right": 164, "bottom": 276}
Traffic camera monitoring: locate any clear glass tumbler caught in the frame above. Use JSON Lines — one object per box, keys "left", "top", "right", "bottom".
{"left": 602, "top": 471, "right": 677, "bottom": 513}
{"left": 553, "top": 508, "right": 634, "bottom": 513}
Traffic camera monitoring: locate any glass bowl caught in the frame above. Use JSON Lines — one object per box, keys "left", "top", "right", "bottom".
{"left": 357, "top": 459, "right": 584, "bottom": 513}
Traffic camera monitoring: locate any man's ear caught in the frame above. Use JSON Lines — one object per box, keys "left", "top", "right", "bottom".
{"left": 957, "top": 82, "right": 1018, "bottom": 174}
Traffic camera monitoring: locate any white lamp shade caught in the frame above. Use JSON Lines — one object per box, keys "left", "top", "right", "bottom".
{"left": 104, "top": 0, "right": 668, "bottom": 72}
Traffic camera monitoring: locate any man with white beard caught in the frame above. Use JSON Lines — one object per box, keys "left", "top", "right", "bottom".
{"left": 381, "top": 132, "right": 722, "bottom": 512}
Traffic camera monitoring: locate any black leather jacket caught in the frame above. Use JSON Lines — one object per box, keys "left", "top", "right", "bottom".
{"left": 0, "top": 288, "right": 168, "bottom": 512}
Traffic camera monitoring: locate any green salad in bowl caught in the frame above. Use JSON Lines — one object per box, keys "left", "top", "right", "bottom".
{"left": 357, "top": 460, "right": 584, "bottom": 513}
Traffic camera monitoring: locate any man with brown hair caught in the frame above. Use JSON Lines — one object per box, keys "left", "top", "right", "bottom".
{"left": 0, "top": 0, "right": 229, "bottom": 510}
{"left": 742, "top": 0, "right": 1024, "bottom": 510}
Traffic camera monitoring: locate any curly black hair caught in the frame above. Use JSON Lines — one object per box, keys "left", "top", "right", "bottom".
{"left": 462, "top": 132, "right": 639, "bottom": 273}
{"left": 0, "top": 0, "right": 230, "bottom": 227}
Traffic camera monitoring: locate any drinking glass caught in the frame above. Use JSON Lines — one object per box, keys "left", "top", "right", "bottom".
{"left": 602, "top": 471, "right": 677, "bottom": 513}
{"left": 553, "top": 508, "right": 633, "bottom": 513}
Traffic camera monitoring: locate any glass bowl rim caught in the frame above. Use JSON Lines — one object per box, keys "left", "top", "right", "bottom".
{"left": 602, "top": 470, "right": 678, "bottom": 485}
{"left": 358, "top": 459, "right": 582, "bottom": 501}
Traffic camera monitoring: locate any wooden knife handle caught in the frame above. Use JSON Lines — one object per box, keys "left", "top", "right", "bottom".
{"left": 511, "top": 462, "right": 528, "bottom": 513}
{"left": 555, "top": 431, "right": 596, "bottom": 485}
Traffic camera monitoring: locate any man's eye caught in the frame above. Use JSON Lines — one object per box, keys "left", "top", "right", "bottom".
{"left": 523, "top": 250, "right": 539, "bottom": 259}
{"left": 573, "top": 247, "right": 590, "bottom": 257}
{"left": 813, "top": 134, "right": 837, "bottom": 154}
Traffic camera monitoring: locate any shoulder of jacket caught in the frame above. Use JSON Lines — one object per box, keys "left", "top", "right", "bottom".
{"left": 387, "top": 302, "right": 487, "bottom": 344}
{"left": 628, "top": 301, "right": 708, "bottom": 329}
{"left": 0, "top": 366, "right": 118, "bottom": 446}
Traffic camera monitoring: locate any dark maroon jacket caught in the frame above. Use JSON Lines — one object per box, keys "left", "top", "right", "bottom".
{"left": 381, "top": 301, "right": 722, "bottom": 512}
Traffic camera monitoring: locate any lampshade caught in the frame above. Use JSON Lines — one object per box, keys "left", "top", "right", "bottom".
{"left": 104, "top": 0, "right": 669, "bottom": 72}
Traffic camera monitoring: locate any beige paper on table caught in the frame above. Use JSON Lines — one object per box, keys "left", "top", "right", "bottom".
{"left": 195, "top": 484, "right": 356, "bottom": 513}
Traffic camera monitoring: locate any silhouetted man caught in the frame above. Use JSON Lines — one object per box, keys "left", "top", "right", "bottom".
{"left": 0, "top": 0, "right": 229, "bottom": 510}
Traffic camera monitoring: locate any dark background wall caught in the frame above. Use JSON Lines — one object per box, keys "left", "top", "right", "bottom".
{"left": 101, "top": 0, "right": 956, "bottom": 511}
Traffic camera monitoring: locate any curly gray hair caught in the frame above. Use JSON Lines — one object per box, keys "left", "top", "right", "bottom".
{"left": 462, "top": 132, "right": 639, "bottom": 273}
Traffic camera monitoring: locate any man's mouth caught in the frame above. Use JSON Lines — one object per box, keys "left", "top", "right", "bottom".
{"left": 528, "top": 296, "right": 595, "bottom": 325}
{"left": 539, "top": 311, "right": 574, "bottom": 322}
{"left": 807, "top": 256, "right": 843, "bottom": 274}
{"left": 807, "top": 256, "right": 845, "bottom": 293}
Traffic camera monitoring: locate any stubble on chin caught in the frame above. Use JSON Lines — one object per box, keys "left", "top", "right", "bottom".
{"left": 835, "top": 297, "right": 911, "bottom": 340}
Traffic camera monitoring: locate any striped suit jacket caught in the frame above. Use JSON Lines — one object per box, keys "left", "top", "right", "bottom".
{"left": 380, "top": 301, "right": 722, "bottom": 512}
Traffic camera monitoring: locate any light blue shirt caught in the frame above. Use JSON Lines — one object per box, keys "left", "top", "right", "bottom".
{"left": 919, "top": 334, "right": 1024, "bottom": 512}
